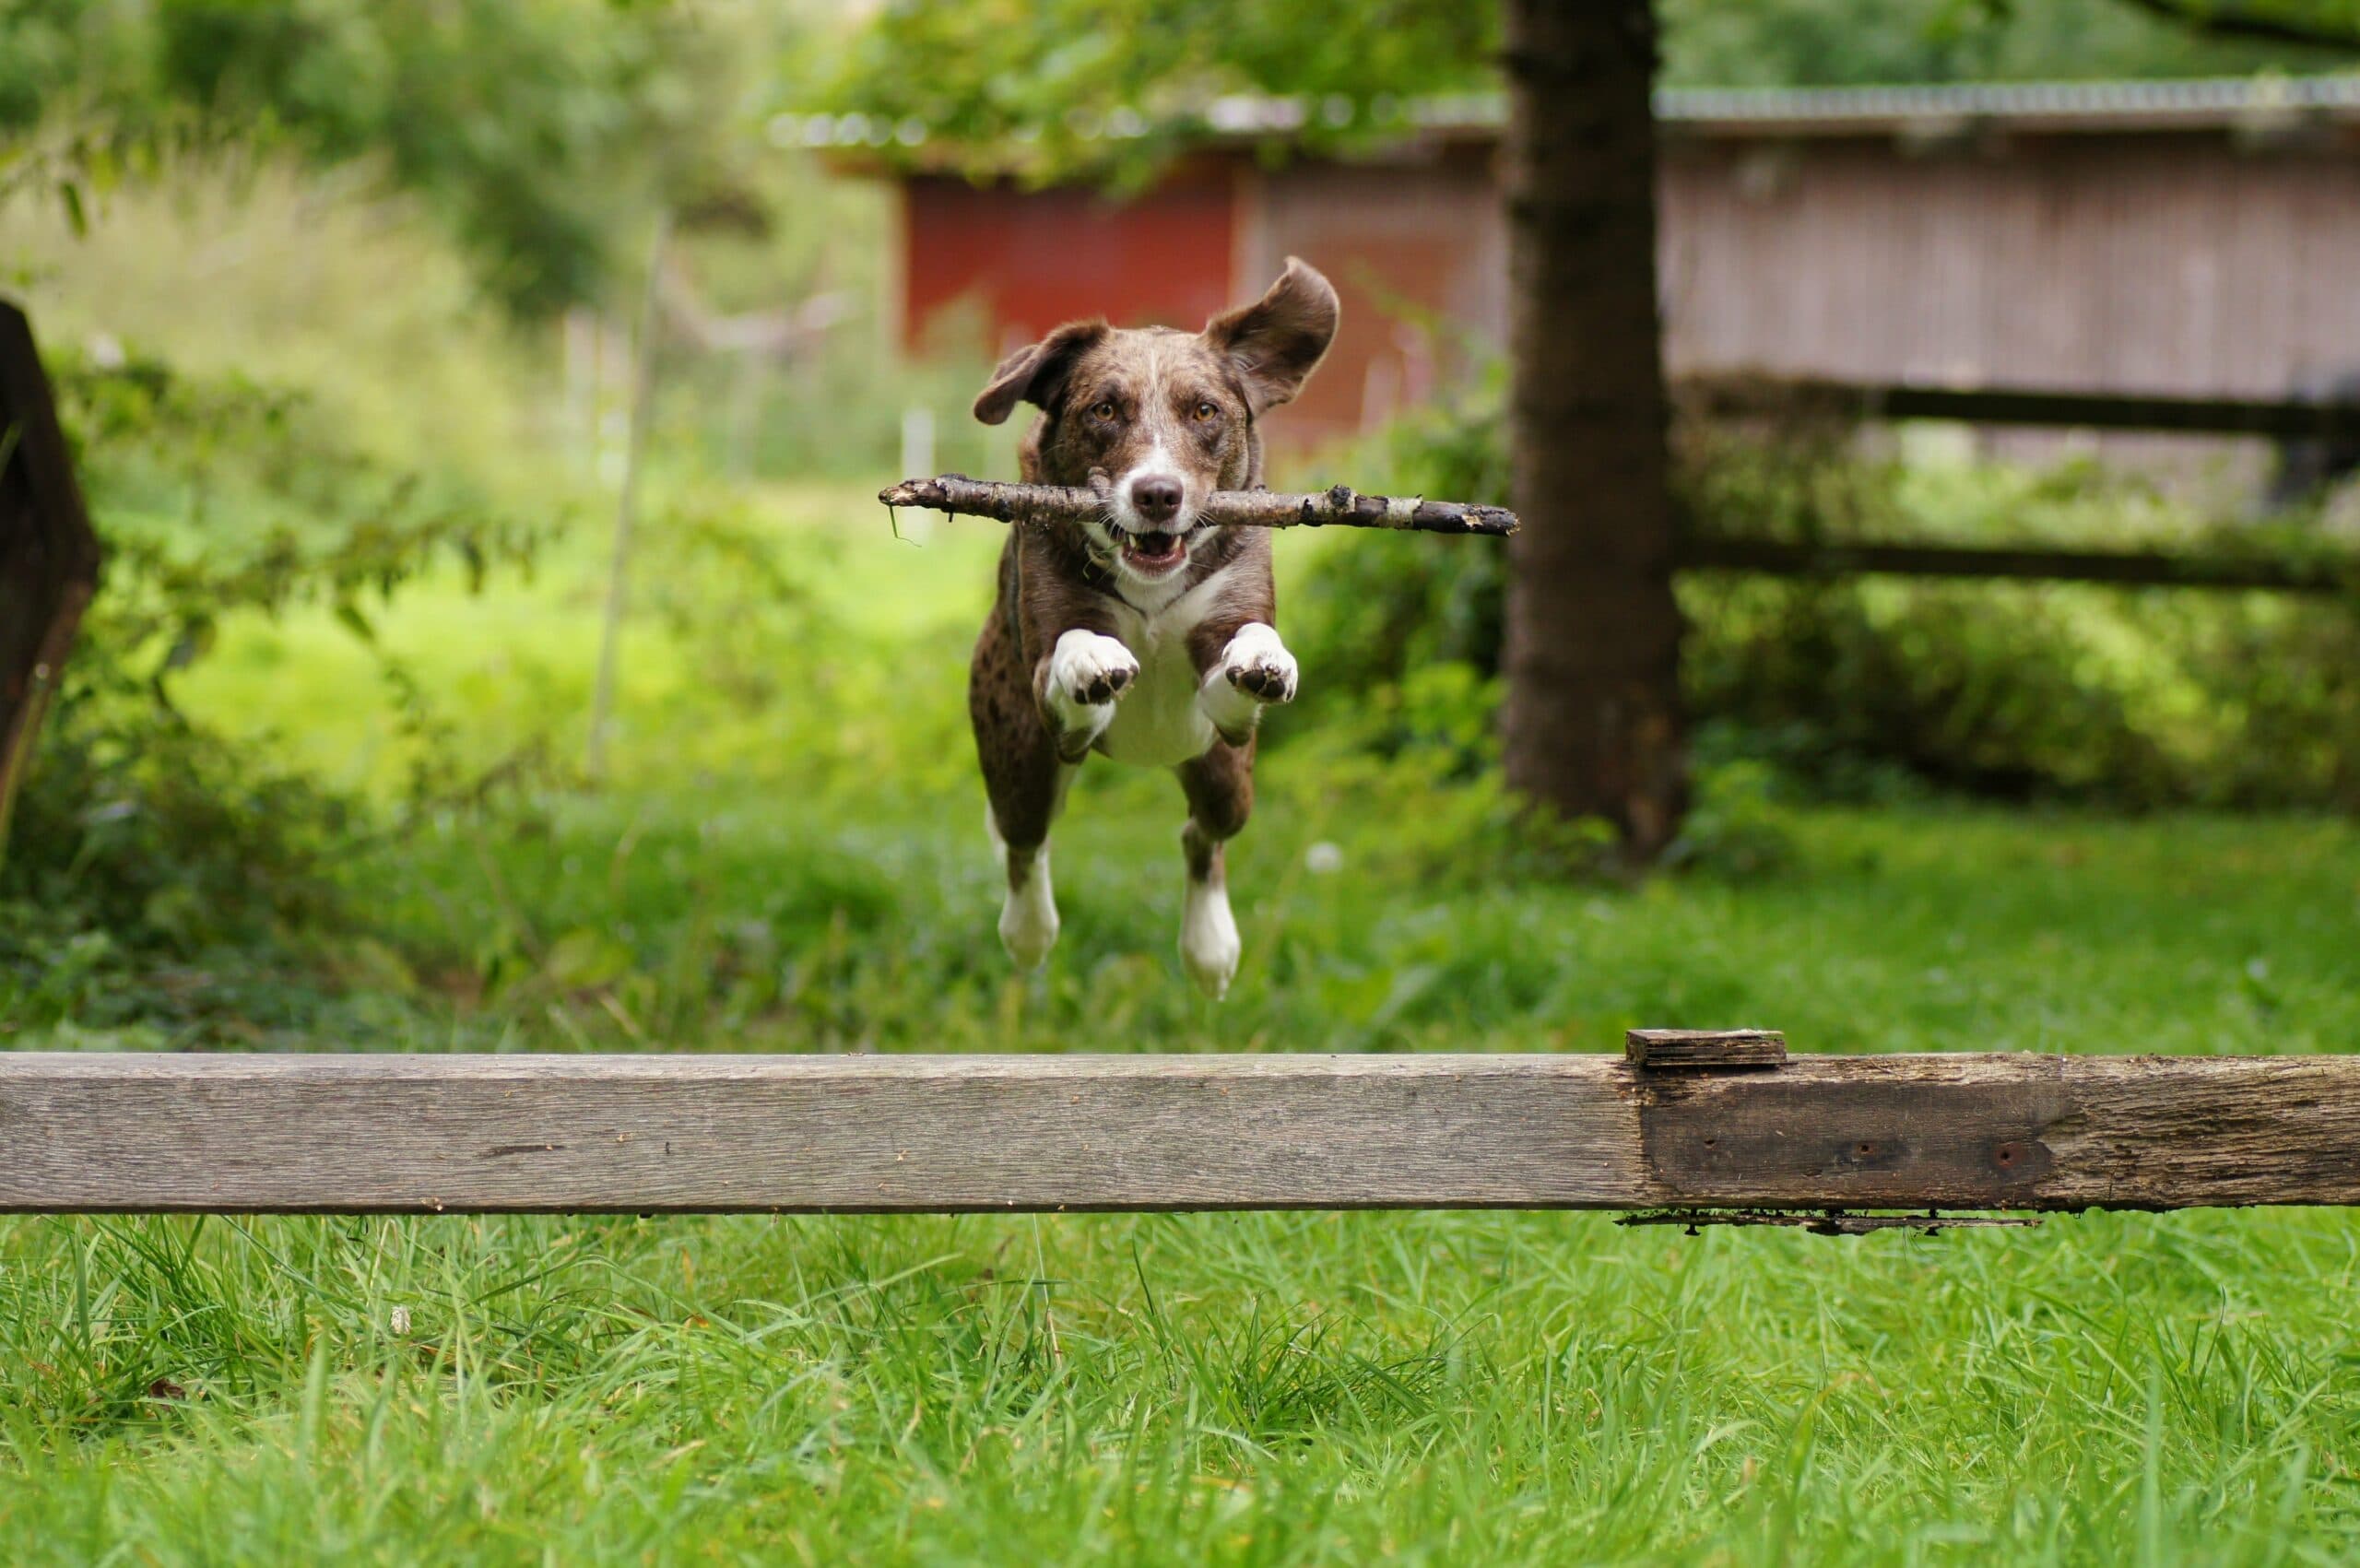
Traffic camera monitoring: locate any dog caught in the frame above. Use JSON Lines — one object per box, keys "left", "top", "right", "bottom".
{"left": 967, "top": 258, "right": 1339, "bottom": 998}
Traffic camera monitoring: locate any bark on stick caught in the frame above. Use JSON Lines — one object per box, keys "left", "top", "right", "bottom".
{"left": 879, "top": 474, "right": 1517, "bottom": 536}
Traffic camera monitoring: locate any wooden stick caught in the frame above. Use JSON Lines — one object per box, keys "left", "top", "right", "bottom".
{"left": 7, "top": 1051, "right": 2360, "bottom": 1215}
{"left": 879, "top": 474, "right": 1518, "bottom": 536}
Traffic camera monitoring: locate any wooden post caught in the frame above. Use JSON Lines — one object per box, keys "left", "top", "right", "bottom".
{"left": 0, "top": 302, "right": 100, "bottom": 864}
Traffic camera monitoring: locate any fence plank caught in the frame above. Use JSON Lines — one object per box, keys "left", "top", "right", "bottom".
{"left": 1676, "top": 536, "right": 2359, "bottom": 594}
{"left": 5, "top": 1053, "right": 2360, "bottom": 1215}
{"left": 1683, "top": 375, "right": 2360, "bottom": 442}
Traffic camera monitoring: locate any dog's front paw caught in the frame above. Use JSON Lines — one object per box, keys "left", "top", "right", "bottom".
{"left": 1221, "top": 626, "right": 1298, "bottom": 705}
{"left": 1042, "top": 630, "right": 1139, "bottom": 759}
{"left": 1050, "top": 631, "right": 1139, "bottom": 707}
{"left": 1200, "top": 623, "right": 1297, "bottom": 745}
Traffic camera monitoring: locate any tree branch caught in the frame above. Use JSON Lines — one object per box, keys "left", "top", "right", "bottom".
{"left": 879, "top": 474, "right": 1518, "bottom": 536}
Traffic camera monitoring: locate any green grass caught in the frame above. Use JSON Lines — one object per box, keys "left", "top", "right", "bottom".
{"left": 6, "top": 1185, "right": 2360, "bottom": 1561}
{"left": 12, "top": 425, "right": 2360, "bottom": 1562}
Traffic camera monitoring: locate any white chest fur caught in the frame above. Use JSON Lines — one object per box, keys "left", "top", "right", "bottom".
{"left": 1094, "top": 566, "right": 1233, "bottom": 767}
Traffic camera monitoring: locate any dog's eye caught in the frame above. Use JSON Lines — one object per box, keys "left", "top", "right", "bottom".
{"left": 1193, "top": 401, "right": 1221, "bottom": 421}
{"left": 1090, "top": 399, "right": 1118, "bottom": 421}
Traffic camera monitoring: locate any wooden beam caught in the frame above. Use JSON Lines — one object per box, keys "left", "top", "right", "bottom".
{"left": 1677, "top": 536, "right": 2360, "bottom": 594}
{"left": 6, "top": 1052, "right": 2360, "bottom": 1216}
{"left": 1682, "top": 375, "right": 2360, "bottom": 442}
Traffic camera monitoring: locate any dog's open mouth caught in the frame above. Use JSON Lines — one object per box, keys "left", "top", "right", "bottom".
{"left": 1117, "top": 529, "right": 1188, "bottom": 575}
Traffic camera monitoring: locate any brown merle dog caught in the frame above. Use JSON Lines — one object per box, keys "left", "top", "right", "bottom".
{"left": 968, "top": 258, "right": 1339, "bottom": 997}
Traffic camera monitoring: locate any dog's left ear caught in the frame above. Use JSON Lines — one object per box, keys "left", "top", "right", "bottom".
{"left": 1205, "top": 257, "right": 1339, "bottom": 415}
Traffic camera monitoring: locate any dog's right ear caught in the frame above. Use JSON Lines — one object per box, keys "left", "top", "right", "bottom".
{"left": 973, "top": 320, "right": 1108, "bottom": 426}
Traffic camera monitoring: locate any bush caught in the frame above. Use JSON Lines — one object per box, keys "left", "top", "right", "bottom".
{"left": 0, "top": 348, "right": 540, "bottom": 1036}
{"left": 1282, "top": 375, "right": 1507, "bottom": 752}
{"left": 1289, "top": 379, "right": 2360, "bottom": 811}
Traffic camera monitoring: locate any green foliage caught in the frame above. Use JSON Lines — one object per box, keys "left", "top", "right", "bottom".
{"left": 1679, "top": 426, "right": 2360, "bottom": 808}
{"left": 1280, "top": 379, "right": 1506, "bottom": 747}
{"left": 824, "top": 0, "right": 2360, "bottom": 189}
{"left": 5, "top": 0, "right": 749, "bottom": 317}
{"left": 0, "top": 346, "right": 540, "bottom": 1036}
{"left": 1682, "top": 575, "right": 2360, "bottom": 809}
{"left": 150, "top": 1, "right": 727, "bottom": 317}
{"left": 821, "top": 0, "right": 1497, "bottom": 183}
{"left": 1658, "top": 0, "right": 2357, "bottom": 88}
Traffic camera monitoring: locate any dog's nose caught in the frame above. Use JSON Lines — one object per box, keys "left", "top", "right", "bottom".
{"left": 1130, "top": 477, "right": 1184, "bottom": 525}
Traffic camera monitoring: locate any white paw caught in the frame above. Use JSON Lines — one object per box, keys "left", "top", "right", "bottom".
{"left": 1200, "top": 623, "right": 1297, "bottom": 742}
{"left": 1044, "top": 630, "right": 1139, "bottom": 748}
{"left": 997, "top": 844, "right": 1059, "bottom": 971}
{"left": 1000, "top": 885, "right": 1058, "bottom": 970}
{"left": 1047, "top": 630, "right": 1139, "bottom": 707}
{"left": 1179, "top": 877, "right": 1241, "bottom": 999}
{"left": 1220, "top": 623, "right": 1298, "bottom": 705}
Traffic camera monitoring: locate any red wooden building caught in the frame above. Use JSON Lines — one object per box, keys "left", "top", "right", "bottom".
{"left": 806, "top": 77, "right": 2360, "bottom": 450}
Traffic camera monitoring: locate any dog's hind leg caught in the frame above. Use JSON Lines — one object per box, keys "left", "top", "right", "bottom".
{"left": 1175, "top": 743, "right": 1254, "bottom": 999}
{"left": 974, "top": 596, "right": 1072, "bottom": 973}
{"left": 986, "top": 770, "right": 1068, "bottom": 971}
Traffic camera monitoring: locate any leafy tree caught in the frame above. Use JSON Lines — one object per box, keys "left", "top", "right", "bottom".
{"left": 3, "top": 0, "right": 742, "bottom": 318}
{"left": 815, "top": 0, "right": 1495, "bottom": 183}
{"left": 2106, "top": 0, "right": 2360, "bottom": 50}
{"left": 821, "top": 0, "right": 2358, "bottom": 175}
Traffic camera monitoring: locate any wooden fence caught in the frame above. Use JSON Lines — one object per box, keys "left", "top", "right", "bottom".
{"left": 1676, "top": 536, "right": 2357, "bottom": 594}
{"left": 6, "top": 1037, "right": 2356, "bottom": 1220}
{"left": 1677, "top": 376, "right": 2360, "bottom": 594}
{"left": 1684, "top": 379, "right": 2360, "bottom": 444}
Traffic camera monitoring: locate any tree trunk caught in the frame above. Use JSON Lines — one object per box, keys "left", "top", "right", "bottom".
{"left": 1499, "top": 0, "right": 1687, "bottom": 860}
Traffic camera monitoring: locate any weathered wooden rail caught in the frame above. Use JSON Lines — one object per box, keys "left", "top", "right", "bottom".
{"left": 6, "top": 1042, "right": 2355, "bottom": 1216}
{"left": 1676, "top": 536, "right": 2360, "bottom": 595}
{"left": 1678, "top": 373, "right": 2360, "bottom": 595}
{"left": 1684, "top": 377, "right": 2360, "bottom": 443}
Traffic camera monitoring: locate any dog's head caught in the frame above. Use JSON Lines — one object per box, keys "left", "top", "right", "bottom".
{"left": 973, "top": 258, "right": 1339, "bottom": 584}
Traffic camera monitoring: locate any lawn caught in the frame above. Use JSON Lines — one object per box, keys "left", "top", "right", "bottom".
{"left": 6, "top": 478, "right": 2360, "bottom": 1563}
